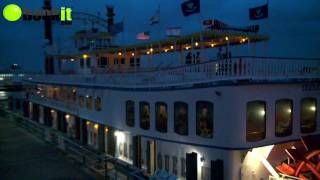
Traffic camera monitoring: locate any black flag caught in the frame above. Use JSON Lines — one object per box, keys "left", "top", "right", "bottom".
{"left": 249, "top": 3, "right": 268, "bottom": 20}
{"left": 181, "top": 0, "right": 200, "bottom": 17}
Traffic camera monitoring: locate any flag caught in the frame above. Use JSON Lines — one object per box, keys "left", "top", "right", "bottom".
{"left": 166, "top": 27, "right": 182, "bottom": 37}
{"left": 181, "top": 0, "right": 200, "bottom": 17}
{"left": 110, "top": 21, "right": 124, "bottom": 35}
{"left": 203, "top": 19, "right": 227, "bottom": 30}
{"left": 203, "top": 19, "right": 213, "bottom": 26}
{"left": 150, "top": 6, "right": 160, "bottom": 25}
{"left": 136, "top": 32, "right": 150, "bottom": 40}
{"left": 249, "top": 3, "right": 268, "bottom": 20}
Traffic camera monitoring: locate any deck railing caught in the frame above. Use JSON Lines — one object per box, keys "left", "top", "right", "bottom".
{"left": 29, "top": 57, "right": 320, "bottom": 88}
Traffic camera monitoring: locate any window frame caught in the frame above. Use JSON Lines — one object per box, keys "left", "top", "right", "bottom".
{"left": 174, "top": 102, "right": 188, "bottom": 136}
{"left": 126, "top": 100, "right": 135, "bottom": 127}
{"left": 196, "top": 101, "right": 214, "bottom": 138}
{"left": 155, "top": 102, "right": 168, "bottom": 133}
{"left": 275, "top": 99, "right": 293, "bottom": 137}
{"left": 246, "top": 100, "right": 267, "bottom": 142}
{"left": 95, "top": 96, "right": 102, "bottom": 111}
{"left": 139, "top": 101, "right": 150, "bottom": 130}
{"left": 300, "top": 97, "right": 317, "bottom": 134}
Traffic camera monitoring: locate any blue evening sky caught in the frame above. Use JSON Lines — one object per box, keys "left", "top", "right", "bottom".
{"left": 0, "top": 0, "right": 319, "bottom": 71}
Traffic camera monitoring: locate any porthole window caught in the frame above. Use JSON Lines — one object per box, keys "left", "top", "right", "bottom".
{"left": 126, "top": 101, "right": 135, "bottom": 127}
{"left": 155, "top": 102, "right": 168, "bottom": 133}
{"left": 275, "top": 99, "right": 293, "bottom": 137}
{"left": 246, "top": 101, "right": 266, "bottom": 142}
{"left": 301, "top": 98, "right": 317, "bottom": 133}
{"left": 196, "top": 101, "right": 213, "bottom": 138}
{"left": 140, "top": 102, "right": 150, "bottom": 130}
{"left": 95, "top": 97, "right": 102, "bottom": 111}
{"left": 174, "top": 102, "right": 188, "bottom": 136}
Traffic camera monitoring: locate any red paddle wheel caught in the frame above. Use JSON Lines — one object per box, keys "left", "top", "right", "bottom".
{"left": 276, "top": 135, "right": 320, "bottom": 179}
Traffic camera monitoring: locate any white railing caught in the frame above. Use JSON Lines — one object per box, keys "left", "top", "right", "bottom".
{"left": 29, "top": 94, "right": 78, "bottom": 113}
{"left": 29, "top": 57, "right": 320, "bottom": 88}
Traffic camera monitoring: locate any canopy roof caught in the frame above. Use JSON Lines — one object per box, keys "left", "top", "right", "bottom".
{"left": 92, "top": 29, "right": 268, "bottom": 55}
{"left": 58, "top": 29, "right": 268, "bottom": 59}
{"left": 73, "top": 30, "right": 113, "bottom": 39}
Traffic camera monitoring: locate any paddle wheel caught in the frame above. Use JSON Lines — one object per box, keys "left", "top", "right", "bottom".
{"left": 276, "top": 135, "right": 320, "bottom": 179}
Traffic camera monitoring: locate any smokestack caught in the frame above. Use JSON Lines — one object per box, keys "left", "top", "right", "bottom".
{"left": 106, "top": 6, "right": 115, "bottom": 33}
{"left": 43, "top": 0, "right": 52, "bottom": 45}
{"left": 43, "top": 0, "right": 54, "bottom": 74}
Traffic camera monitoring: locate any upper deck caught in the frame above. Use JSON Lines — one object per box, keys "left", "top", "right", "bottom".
{"left": 28, "top": 56, "right": 320, "bottom": 90}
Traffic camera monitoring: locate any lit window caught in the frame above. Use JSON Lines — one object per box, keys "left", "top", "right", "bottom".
{"left": 174, "top": 102, "right": 188, "bottom": 136}
{"left": 95, "top": 97, "right": 102, "bottom": 111}
{"left": 301, "top": 98, "right": 317, "bottom": 133}
{"left": 140, "top": 102, "right": 150, "bottom": 130}
{"left": 275, "top": 99, "right": 293, "bottom": 137}
{"left": 172, "top": 156, "right": 178, "bottom": 175}
{"left": 246, "top": 101, "right": 266, "bottom": 142}
{"left": 126, "top": 101, "right": 135, "bottom": 127}
{"left": 155, "top": 102, "right": 168, "bottom": 133}
{"left": 196, "top": 101, "right": 213, "bottom": 138}
{"left": 86, "top": 96, "right": 93, "bottom": 109}
{"left": 79, "top": 95, "right": 85, "bottom": 107}
{"left": 72, "top": 88, "right": 77, "bottom": 102}
{"left": 165, "top": 155, "right": 170, "bottom": 172}
{"left": 157, "top": 153, "right": 162, "bottom": 169}
{"left": 181, "top": 158, "right": 186, "bottom": 177}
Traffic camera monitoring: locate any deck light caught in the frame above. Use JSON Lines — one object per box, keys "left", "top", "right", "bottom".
{"left": 82, "top": 54, "right": 88, "bottom": 59}
{"left": 86, "top": 121, "right": 90, "bottom": 125}
{"left": 105, "top": 128, "right": 109, "bottom": 133}
{"left": 195, "top": 42, "right": 199, "bottom": 47}
{"left": 131, "top": 52, "right": 135, "bottom": 56}
{"left": 70, "top": 58, "right": 75, "bottom": 62}
{"left": 210, "top": 43, "right": 215, "bottom": 47}
{"left": 185, "top": 46, "right": 190, "bottom": 50}
{"left": 118, "top": 52, "right": 122, "bottom": 56}
{"left": 240, "top": 38, "right": 247, "bottom": 43}
{"left": 287, "top": 108, "right": 292, "bottom": 113}
{"left": 259, "top": 109, "right": 266, "bottom": 116}
{"left": 225, "top": 36, "right": 229, "bottom": 41}
{"left": 170, "top": 45, "right": 174, "bottom": 50}
{"left": 164, "top": 49, "right": 168, "bottom": 52}
{"left": 146, "top": 51, "right": 150, "bottom": 55}
{"left": 65, "top": 114, "right": 70, "bottom": 119}
{"left": 310, "top": 106, "right": 316, "bottom": 112}
{"left": 150, "top": 48, "right": 154, "bottom": 52}
{"left": 50, "top": 110, "right": 55, "bottom": 113}
{"left": 94, "top": 124, "right": 99, "bottom": 129}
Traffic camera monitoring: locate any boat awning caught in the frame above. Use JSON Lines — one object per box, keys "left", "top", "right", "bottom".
{"left": 92, "top": 29, "right": 269, "bottom": 55}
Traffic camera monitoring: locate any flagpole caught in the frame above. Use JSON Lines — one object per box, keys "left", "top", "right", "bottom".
{"left": 198, "top": 1, "right": 205, "bottom": 63}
